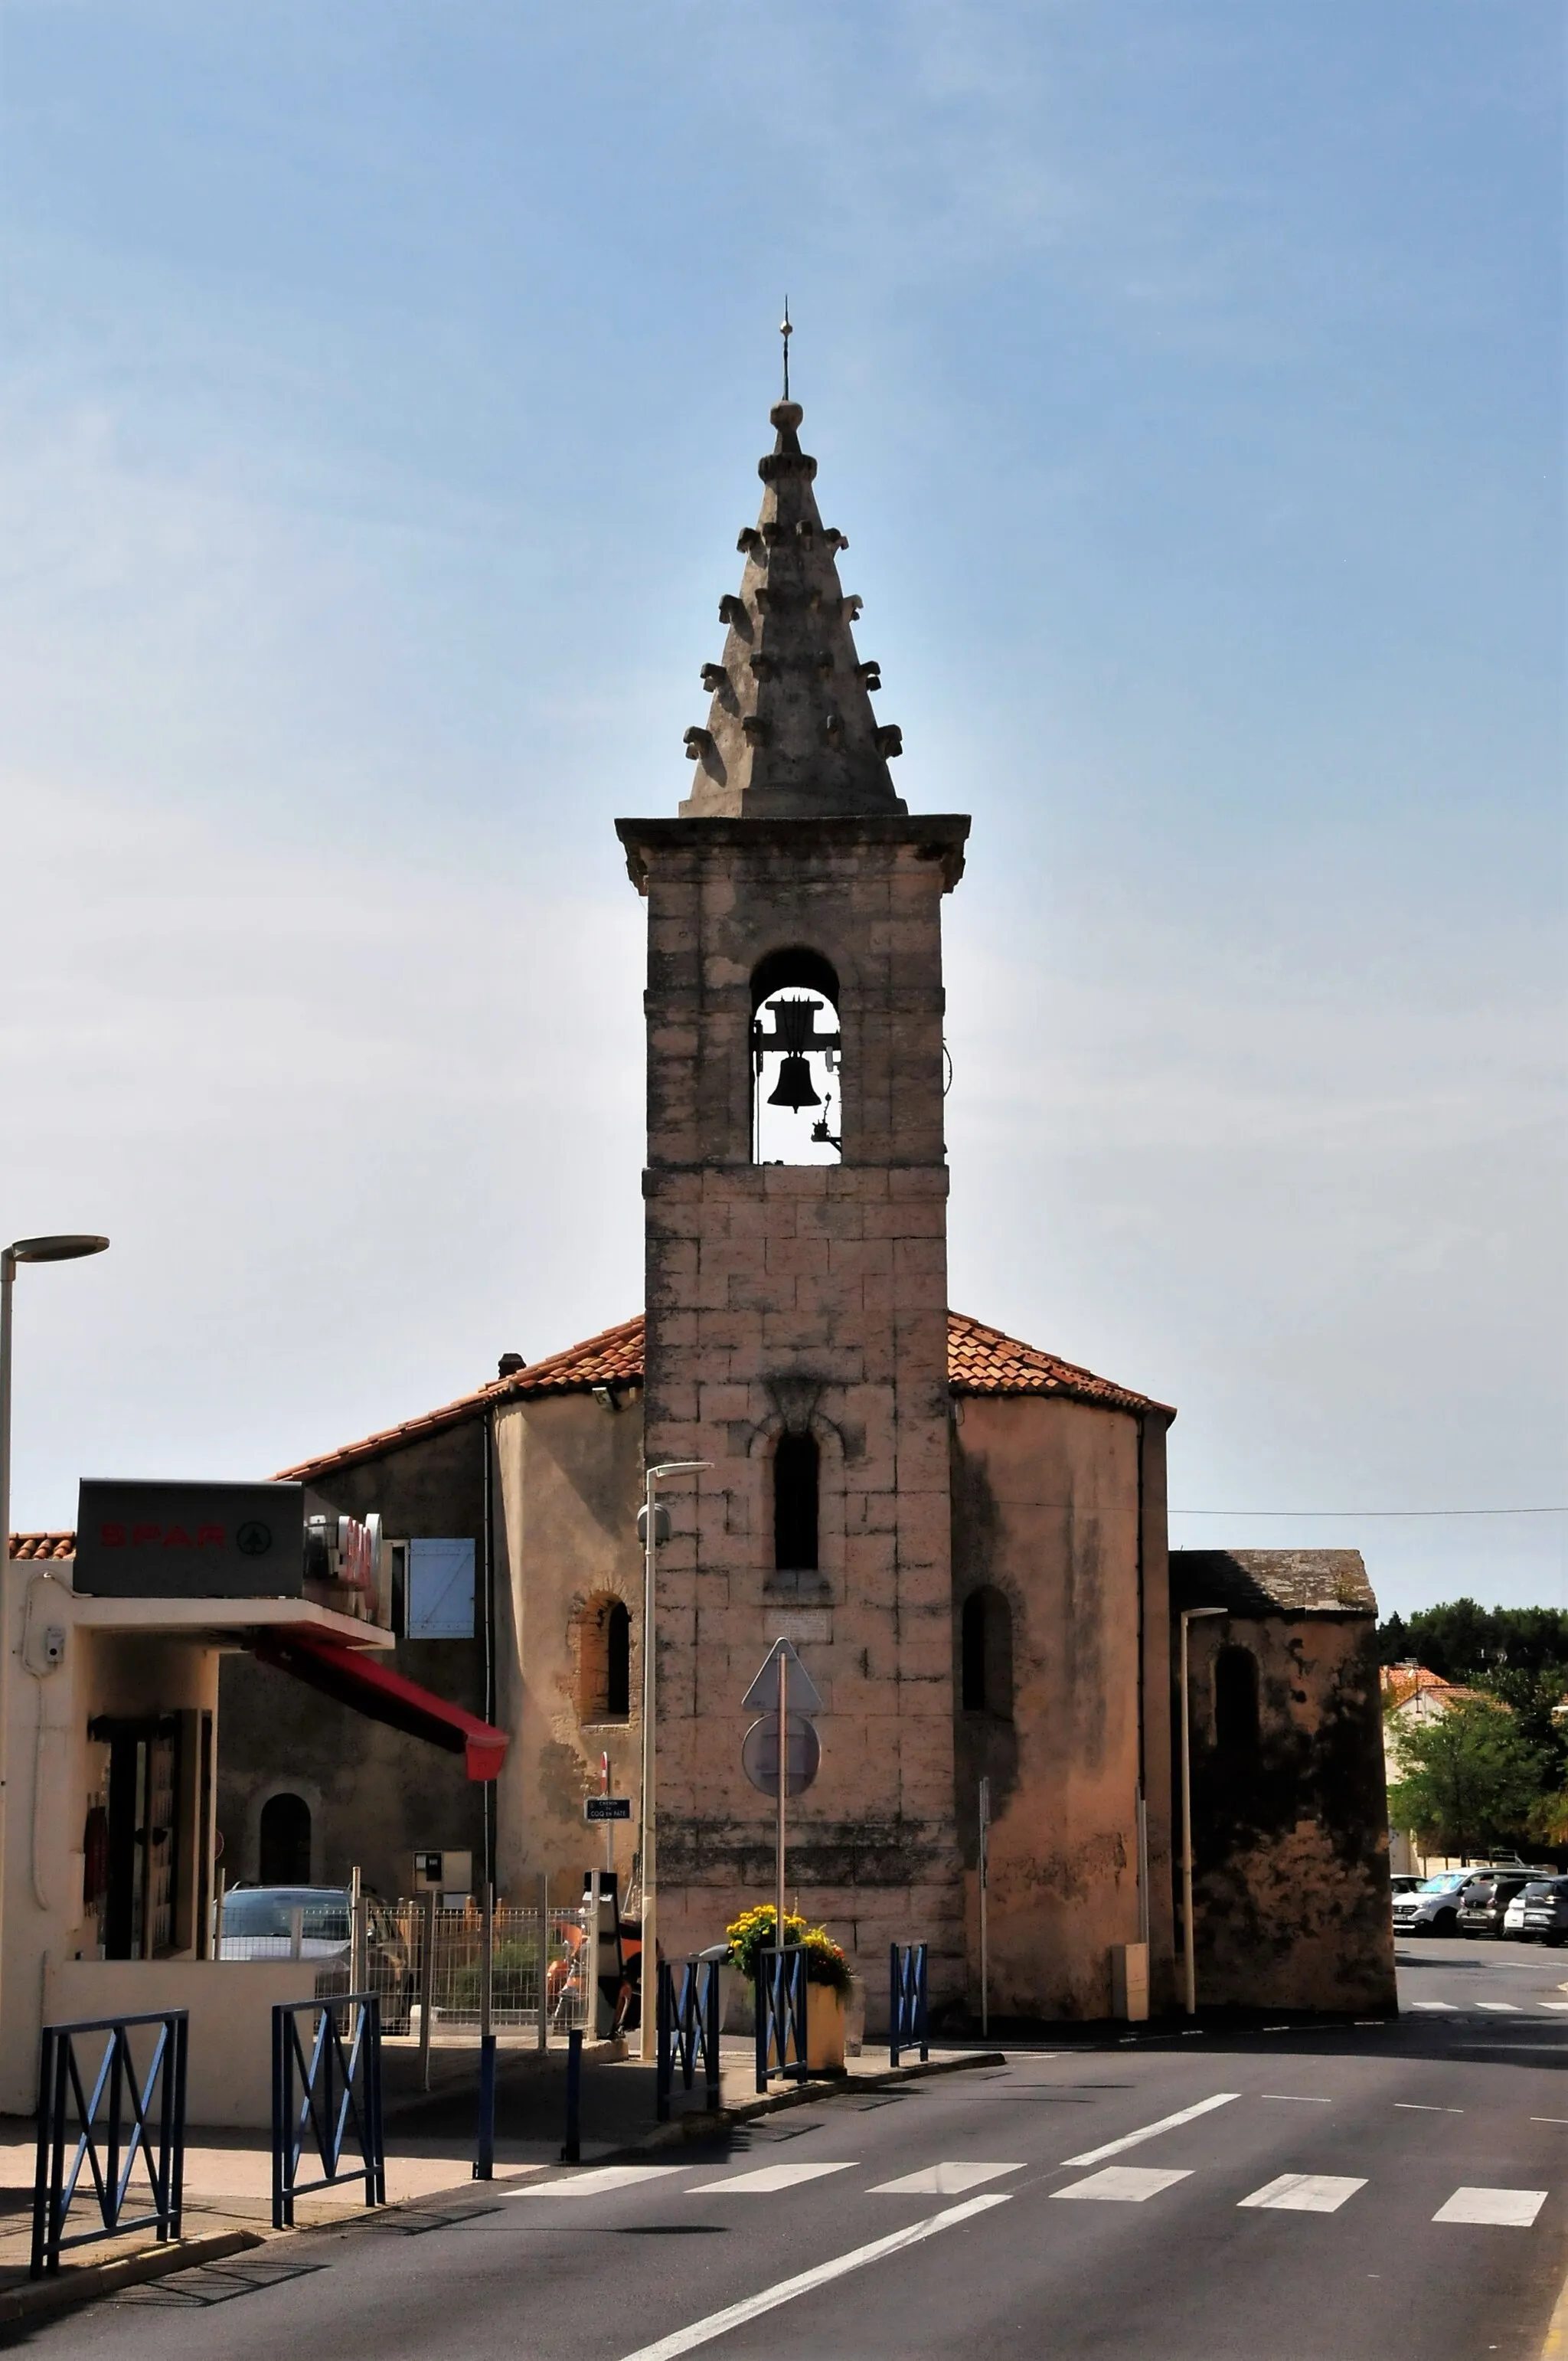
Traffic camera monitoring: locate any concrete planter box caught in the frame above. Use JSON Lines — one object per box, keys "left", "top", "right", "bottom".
{"left": 807, "top": 1983, "right": 847, "bottom": 2072}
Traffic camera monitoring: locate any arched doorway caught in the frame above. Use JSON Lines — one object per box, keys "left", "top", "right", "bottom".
{"left": 259, "top": 1790, "right": 312, "bottom": 1885}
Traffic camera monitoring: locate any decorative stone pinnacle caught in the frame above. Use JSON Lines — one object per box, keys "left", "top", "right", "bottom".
{"left": 678, "top": 399, "right": 906, "bottom": 822}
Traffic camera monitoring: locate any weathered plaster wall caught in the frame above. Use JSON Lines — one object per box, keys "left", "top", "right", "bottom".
{"left": 217, "top": 1418, "right": 486, "bottom": 1899}
{"left": 629, "top": 821, "right": 967, "bottom": 2019}
{"left": 950, "top": 1393, "right": 1175, "bottom": 2020}
{"left": 492, "top": 1388, "right": 646, "bottom": 1900}
{"left": 1184, "top": 1613, "right": 1396, "bottom": 2013}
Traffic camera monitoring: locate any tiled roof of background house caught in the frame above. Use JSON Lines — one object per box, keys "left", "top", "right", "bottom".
{"left": 1170, "top": 1548, "right": 1377, "bottom": 1617}
{"left": 7, "top": 1533, "right": 75, "bottom": 1561}
{"left": 1381, "top": 1665, "right": 1490, "bottom": 1713}
{"left": 274, "top": 1308, "right": 1168, "bottom": 1483}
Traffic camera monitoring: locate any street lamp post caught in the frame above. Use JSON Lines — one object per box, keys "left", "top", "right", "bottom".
{"left": 1178, "top": 1605, "right": 1227, "bottom": 2017}
{"left": 0, "top": 1235, "right": 109, "bottom": 2041}
{"left": 637, "top": 1457, "right": 709, "bottom": 2064}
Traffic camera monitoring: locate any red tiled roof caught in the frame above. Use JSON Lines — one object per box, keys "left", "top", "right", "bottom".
{"left": 8, "top": 1533, "right": 75, "bottom": 1561}
{"left": 276, "top": 1308, "right": 1168, "bottom": 1483}
{"left": 946, "top": 1310, "right": 1173, "bottom": 1416}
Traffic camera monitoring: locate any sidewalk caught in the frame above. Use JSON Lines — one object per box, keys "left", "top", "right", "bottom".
{"left": 0, "top": 2036, "right": 1001, "bottom": 2331}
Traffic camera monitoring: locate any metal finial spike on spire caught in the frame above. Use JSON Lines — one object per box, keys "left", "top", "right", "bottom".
{"left": 780, "top": 298, "right": 792, "bottom": 401}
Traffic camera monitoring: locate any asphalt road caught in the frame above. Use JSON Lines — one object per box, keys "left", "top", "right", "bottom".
{"left": 22, "top": 1937, "right": 1568, "bottom": 2361}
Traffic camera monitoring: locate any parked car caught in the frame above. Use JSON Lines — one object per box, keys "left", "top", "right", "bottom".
{"left": 1390, "top": 1874, "right": 1426, "bottom": 1898}
{"left": 1391, "top": 1870, "right": 1491, "bottom": 1937}
{"left": 220, "top": 1885, "right": 413, "bottom": 2031}
{"left": 1457, "top": 1874, "right": 1537, "bottom": 1938}
{"left": 1516, "top": 1879, "right": 1568, "bottom": 1947}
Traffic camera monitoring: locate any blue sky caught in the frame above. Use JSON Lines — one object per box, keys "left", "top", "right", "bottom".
{"left": 2, "top": 1, "right": 1561, "bottom": 1617}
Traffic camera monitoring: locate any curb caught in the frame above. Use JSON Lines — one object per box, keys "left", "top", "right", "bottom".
{"left": 1540, "top": 2265, "right": 1568, "bottom": 2359}
{"left": 615, "top": 2048, "right": 1010, "bottom": 2156}
{"left": 0, "top": 2227, "right": 267, "bottom": 2338}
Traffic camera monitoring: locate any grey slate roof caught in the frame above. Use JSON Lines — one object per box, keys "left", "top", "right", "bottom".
{"left": 1169, "top": 1548, "right": 1377, "bottom": 1618}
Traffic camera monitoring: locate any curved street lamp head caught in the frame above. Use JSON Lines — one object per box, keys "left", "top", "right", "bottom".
{"left": 6, "top": 1236, "right": 109, "bottom": 1266}
{"left": 646, "top": 1460, "right": 710, "bottom": 1483}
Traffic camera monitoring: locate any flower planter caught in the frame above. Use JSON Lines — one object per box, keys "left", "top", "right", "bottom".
{"left": 806, "top": 1982, "right": 847, "bottom": 2072}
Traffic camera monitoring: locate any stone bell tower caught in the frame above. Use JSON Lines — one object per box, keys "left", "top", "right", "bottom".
{"left": 616, "top": 386, "right": 970, "bottom": 2011}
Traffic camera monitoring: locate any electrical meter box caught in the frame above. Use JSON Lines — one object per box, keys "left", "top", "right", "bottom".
{"left": 412, "top": 1849, "right": 472, "bottom": 1907}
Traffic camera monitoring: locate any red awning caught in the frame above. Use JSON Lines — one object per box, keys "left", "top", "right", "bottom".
{"left": 253, "top": 1633, "right": 508, "bottom": 1782}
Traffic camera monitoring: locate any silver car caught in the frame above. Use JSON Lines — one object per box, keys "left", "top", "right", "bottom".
{"left": 1391, "top": 1870, "right": 1486, "bottom": 1938}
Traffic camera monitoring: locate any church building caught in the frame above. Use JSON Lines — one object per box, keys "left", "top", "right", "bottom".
{"left": 213, "top": 386, "right": 1395, "bottom": 2026}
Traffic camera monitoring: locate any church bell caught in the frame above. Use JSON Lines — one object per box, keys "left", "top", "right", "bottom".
{"left": 763, "top": 996, "right": 825, "bottom": 1108}
{"left": 767, "top": 1053, "right": 821, "bottom": 1110}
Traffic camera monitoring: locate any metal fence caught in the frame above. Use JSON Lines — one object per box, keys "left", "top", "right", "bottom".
{"left": 271, "top": 1995, "right": 384, "bottom": 2229}
{"left": 31, "top": 2009, "right": 188, "bottom": 2277}
{"left": 889, "top": 1941, "right": 929, "bottom": 2066}
{"left": 218, "top": 1892, "right": 596, "bottom": 2045}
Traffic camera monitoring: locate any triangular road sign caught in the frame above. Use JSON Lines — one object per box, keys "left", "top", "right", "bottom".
{"left": 740, "top": 1636, "right": 824, "bottom": 1717}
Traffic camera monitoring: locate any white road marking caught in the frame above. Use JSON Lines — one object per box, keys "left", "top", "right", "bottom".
{"left": 616, "top": 2193, "right": 1013, "bottom": 2361}
{"left": 1407, "top": 2000, "right": 1458, "bottom": 2012}
{"left": 1475, "top": 2002, "right": 1520, "bottom": 2013}
{"left": 690, "top": 2160, "right": 857, "bottom": 2195}
{"left": 1061, "top": 2091, "right": 1239, "bottom": 2167}
{"left": 1395, "top": 2102, "right": 1464, "bottom": 2114}
{"left": 1052, "top": 2166, "right": 1192, "bottom": 2203}
{"left": 1263, "top": 2094, "right": 1331, "bottom": 2104}
{"left": 1540, "top": 2003, "right": 1568, "bottom": 2012}
{"left": 517, "top": 2172, "right": 684, "bottom": 2191}
{"left": 1433, "top": 2186, "right": 1547, "bottom": 2227}
{"left": 869, "top": 2162, "right": 1024, "bottom": 2195}
{"left": 1530, "top": 2117, "right": 1568, "bottom": 2125}
{"left": 1239, "top": 2173, "right": 1366, "bottom": 2215}
{"left": 516, "top": 2166, "right": 686, "bottom": 2198}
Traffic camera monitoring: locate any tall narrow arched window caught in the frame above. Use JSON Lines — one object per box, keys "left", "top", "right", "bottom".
{"left": 259, "top": 1792, "right": 312, "bottom": 1885}
{"left": 960, "top": 1588, "right": 1014, "bottom": 1719}
{"left": 751, "top": 948, "right": 841, "bottom": 1166}
{"left": 773, "top": 1432, "right": 820, "bottom": 1571}
{"left": 580, "top": 1594, "right": 632, "bottom": 1722}
{"left": 1215, "top": 1644, "right": 1260, "bottom": 1754}
{"left": 605, "top": 1601, "right": 631, "bottom": 1718}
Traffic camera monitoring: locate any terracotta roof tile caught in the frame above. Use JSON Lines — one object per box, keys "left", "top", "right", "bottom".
{"left": 8, "top": 1532, "right": 75, "bottom": 1561}
{"left": 946, "top": 1310, "right": 1172, "bottom": 1417}
{"left": 276, "top": 1308, "right": 1167, "bottom": 1483}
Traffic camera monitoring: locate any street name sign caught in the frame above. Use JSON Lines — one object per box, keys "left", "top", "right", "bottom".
{"left": 583, "top": 1797, "right": 632, "bottom": 1823}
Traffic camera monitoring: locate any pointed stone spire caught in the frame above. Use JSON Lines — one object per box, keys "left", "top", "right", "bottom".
{"left": 679, "top": 400, "right": 906, "bottom": 820}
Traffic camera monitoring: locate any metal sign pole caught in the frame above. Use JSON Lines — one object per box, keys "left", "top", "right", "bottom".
{"left": 639, "top": 1467, "right": 658, "bottom": 2064}
{"left": 978, "top": 1777, "right": 990, "bottom": 2039}
{"left": 776, "top": 1649, "right": 788, "bottom": 1963}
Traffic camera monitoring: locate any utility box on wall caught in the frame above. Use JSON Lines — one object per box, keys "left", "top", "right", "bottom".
{"left": 413, "top": 1849, "right": 472, "bottom": 1906}
{"left": 1112, "top": 1941, "right": 1149, "bottom": 2022}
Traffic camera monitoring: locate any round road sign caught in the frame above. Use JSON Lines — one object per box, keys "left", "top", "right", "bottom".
{"left": 741, "top": 1712, "right": 821, "bottom": 1798}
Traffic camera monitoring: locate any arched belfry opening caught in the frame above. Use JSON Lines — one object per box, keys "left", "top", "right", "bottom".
{"left": 752, "top": 948, "right": 841, "bottom": 1166}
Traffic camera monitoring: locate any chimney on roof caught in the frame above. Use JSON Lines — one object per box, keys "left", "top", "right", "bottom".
{"left": 497, "top": 1352, "right": 526, "bottom": 1379}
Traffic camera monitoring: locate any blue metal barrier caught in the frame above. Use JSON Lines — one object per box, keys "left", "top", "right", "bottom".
{"left": 656, "top": 1957, "right": 722, "bottom": 2121}
{"left": 890, "top": 1942, "right": 929, "bottom": 2067}
{"left": 271, "top": 1994, "right": 385, "bottom": 2229}
{"left": 31, "top": 2009, "right": 188, "bottom": 2278}
{"left": 754, "top": 1945, "right": 808, "bottom": 2094}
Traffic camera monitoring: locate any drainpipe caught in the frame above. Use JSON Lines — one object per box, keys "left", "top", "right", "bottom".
{"left": 482, "top": 1408, "right": 497, "bottom": 1896}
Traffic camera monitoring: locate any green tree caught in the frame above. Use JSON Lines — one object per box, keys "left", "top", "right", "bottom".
{"left": 1387, "top": 1697, "right": 1545, "bottom": 1860}
{"left": 1378, "top": 1599, "right": 1568, "bottom": 1681}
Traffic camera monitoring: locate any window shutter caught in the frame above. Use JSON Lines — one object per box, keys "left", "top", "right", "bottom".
{"left": 407, "top": 1539, "right": 475, "bottom": 1639}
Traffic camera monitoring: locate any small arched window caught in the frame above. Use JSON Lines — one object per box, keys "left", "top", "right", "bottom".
{"left": 752, "top": 948, "right": 841, "bottom": 1166}
{"left": 580, "top": 1595, "right": 633, "bottom": 1723}
{"left": 773, "top": 1432, "right": 820, "bottom": 1571}
{"left": 1215, "top": 1645, "right": 1260, "bottom": 1754}
{"left": 259, "top": 1792, "right": 312, "bottom": 1885}
{"left": 605, "top": 1601, "right": 631, "bottom": 1718}
{"left": 961, "top": 1588, "right": 1014, "bottom": 1719}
